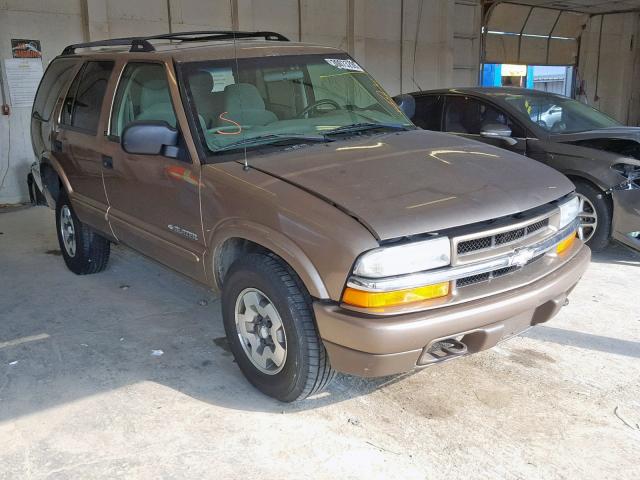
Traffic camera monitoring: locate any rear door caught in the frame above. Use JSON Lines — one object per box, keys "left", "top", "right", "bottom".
{"left": 102, "top": 61, "right": 206, "bottom": 282}
{"left": 442, "top": 94, "right": 527, "bottom": 155}
{"left": 57, "top": 60, "right": 115, "bottom": 233}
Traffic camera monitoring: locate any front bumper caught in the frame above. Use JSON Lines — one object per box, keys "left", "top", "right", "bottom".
{"left": 314, "top": 245, "right": 590, "bottom": 377}
{"left": 612, "top": 189, "right": 640, "bottom": 250}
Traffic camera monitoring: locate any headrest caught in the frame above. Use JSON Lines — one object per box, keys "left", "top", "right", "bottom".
{"left": 190, "top": 71, "right": 214, "bottom": 98}
{"left": 223, "top": 83, "right": 266, "bottom": 111}
{"left": 140, "top": 79, "right": 172, "bottom": 107}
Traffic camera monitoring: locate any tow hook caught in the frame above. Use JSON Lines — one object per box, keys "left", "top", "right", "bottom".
{"left": 419, "top": 338, "right": 469, "bottom": 365}
{"left": 439, "top": 338, "right": 468, "bottom": 356}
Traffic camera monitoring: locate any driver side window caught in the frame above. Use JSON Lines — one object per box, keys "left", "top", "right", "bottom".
{"left": 110, "top": 63, "right": 177, "bottom": 139}
{"left": 444, "top": 96, "right": 524, "bottom": 137}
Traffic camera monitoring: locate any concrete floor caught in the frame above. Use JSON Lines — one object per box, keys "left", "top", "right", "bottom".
{"left": 0, "top": 206, "right": 638, "bottom": 479}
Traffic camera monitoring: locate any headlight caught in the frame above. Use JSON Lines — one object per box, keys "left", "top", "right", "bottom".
{"left": 558, "top": 196, "right": 580, "bottom": 228}
{"left": 612, "top": 163, "right": 640, "bottom": 190}
{"left": 353, "top": 236, "right": 450, "bottom": 278}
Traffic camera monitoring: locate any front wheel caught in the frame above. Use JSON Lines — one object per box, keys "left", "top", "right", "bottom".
{"left": 221, "top": 253, "right": 335, "bottom": 402}
{"left": 574, "top": 179, "right": 611, "bottom": 252}
{"left": 55, "top": 191, "right": 111, "bottom": 274}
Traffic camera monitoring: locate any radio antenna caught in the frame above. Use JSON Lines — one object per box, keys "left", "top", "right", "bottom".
{"left": 230, "top": 28, "right": 249, "bottom": 171}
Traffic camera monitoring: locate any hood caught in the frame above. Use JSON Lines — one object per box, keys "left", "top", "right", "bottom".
{"left": 248, "top": 130, "right": 574, "bottom": 240}
{"left": 550, "top": 127, "right": 640, "bottom": 164}
{"left": 551, "top": 127, "right": 640, "bottom": 144}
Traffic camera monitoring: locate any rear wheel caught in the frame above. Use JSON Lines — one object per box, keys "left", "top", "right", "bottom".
{"left": 55, "top": 191, "right": 110, "bottom": 274}
{"left": 574, "top": 179, "right": 611, "bottom": 252}
{"left": 222, "top": 253, "right": 335, "bottom": 402}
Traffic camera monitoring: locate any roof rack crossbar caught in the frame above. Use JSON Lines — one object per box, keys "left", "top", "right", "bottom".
{"left": 61, "top": 30, "right": 289, "bottom": 55}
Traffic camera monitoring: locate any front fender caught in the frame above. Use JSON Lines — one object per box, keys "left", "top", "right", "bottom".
{"left": 206, "top": 218, "right": 331, "bottom": 299}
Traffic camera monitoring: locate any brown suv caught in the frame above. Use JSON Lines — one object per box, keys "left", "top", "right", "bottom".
{"left": 31, "top": 31, "right": 590, "bottom": 401}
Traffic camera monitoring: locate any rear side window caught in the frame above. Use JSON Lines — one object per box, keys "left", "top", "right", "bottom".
{"left": 413, "top": 95, "right": 443, "bottom": 130}
{"left": 61, "top": 61, "right": 114, "bottom": 134}
{"left": 110, "top": 63, "right": 177, "bottom": 138}
{"left": 32, "top": 58, "right": 78, "bottom": 121}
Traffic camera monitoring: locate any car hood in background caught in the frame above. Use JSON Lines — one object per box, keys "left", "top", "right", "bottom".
{"left": 551, "top": 127, "right": 640, "bottom": 144}
{"left": 248, "top": 130, "right": 574, "bottom": 240}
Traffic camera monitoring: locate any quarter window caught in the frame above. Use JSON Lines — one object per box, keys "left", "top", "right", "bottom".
{"left": 110, "top": 63, "right": 177, "bottom": 138}
{"left": 33, "top": 58, "right": 78, "bottom": 121}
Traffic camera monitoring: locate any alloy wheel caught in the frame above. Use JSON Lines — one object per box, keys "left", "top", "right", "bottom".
{"left": 576, "top": 193, "right": 598, "bottom": 243}
{"left": 234, "top": 288, "right": 287, "bottom": 375}
{"left": 60, "top": 205, "right": 77, "bottom": 257}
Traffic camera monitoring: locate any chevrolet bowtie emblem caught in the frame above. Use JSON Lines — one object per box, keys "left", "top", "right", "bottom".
{"left": 511, "top": 248, "right": 535, "bottom": 267}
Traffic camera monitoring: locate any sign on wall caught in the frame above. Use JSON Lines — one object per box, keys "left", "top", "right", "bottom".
{"left": 3, "top": 58, "right": 43, "bottom": 107}
{"left": 11, "top": 39, "right": 42, "bottom": 58}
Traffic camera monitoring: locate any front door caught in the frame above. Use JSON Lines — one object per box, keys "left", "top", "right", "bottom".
{"left": 102, "top": 62, "right": 206, "bottom": 282}
{"left": 442, "top": 95, "right": 527, "bottom": 156}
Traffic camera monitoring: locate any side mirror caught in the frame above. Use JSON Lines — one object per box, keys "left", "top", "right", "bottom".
{"left": 121, "top": 121, "right": 179, "bottom": 157}
{"left": 394, "top": 94, "right": 416, "bottom": 119}
{"left": 480, "top": 124, "right": 518, "bottom": 146}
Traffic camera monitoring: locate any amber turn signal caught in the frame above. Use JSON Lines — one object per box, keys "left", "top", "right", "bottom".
{"left": 556, "top": 231, "right": 577, "bottom": 254}
{"left": 342, "top": 282, "right": 450, "bottom": 308}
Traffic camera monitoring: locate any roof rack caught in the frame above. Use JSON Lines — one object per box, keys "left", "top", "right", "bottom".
{"left": 61, "top": 30, "right": 289, "bottom": 55}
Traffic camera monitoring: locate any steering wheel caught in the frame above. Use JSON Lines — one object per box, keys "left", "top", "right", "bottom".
{"left": 298, "top": 99, "right": 341, "bottom": 118}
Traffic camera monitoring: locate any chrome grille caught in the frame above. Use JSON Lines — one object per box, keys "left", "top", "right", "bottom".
{"left": 455, "top": 217, "right": 550, "bottom": 258}
{"left": 456, "top": 272, "right": 491, "bottom": 288}
{"left": 495, "top": 228, "right": 525, "bottom": 246}
{"left": 456, "top": 266, "right": 519, "bottom": 288}
{"left": 457, "top": 237, "right": 491, "bottom": 254}
{"left": 526, "top": 219, "right": 549, "bottom": 235}
{"left": 455, "top": 254, "right": 544, "bottom": 288}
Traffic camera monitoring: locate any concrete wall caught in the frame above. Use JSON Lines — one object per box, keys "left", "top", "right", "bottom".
{"left": 0, "top": 0, "right": 480, "bottom": 204}
{"left": 577, "top": 12, "right": 640, "bottom": 126}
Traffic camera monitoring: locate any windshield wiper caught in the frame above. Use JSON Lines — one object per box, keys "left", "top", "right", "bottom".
{"left": 325, "top": 122, "right": 411, "bottom": 136}
{"left": 214, "top": 134, "right": 332, "bottom": 153}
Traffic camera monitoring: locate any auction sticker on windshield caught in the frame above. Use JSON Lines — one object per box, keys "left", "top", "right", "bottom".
{"left": 325, "top": 58, "right": 363, "bottom": 72}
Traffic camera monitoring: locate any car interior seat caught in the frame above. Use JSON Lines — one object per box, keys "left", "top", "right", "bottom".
{"left": 445, "top": 104, "right": 469, "bottom": 133}
{"left": 218, "top": 83, "right": 278, "bottom": 128}
{"left": 135, "top": 79, "right": 177, "bottom": 126}
{"left": 189, "top": 71, "right": 225, "bottom": 128}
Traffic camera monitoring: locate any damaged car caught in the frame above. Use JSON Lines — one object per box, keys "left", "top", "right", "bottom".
{"left": 399, "top": 88, "right": 640, "bottom": 251}
{"left": 31, "top": 32, "right": 590, "bottom": 401}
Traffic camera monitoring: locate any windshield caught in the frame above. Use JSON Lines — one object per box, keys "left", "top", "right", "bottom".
{"left": 179, "top": 54, "right": 413, "bottom": 156}
{"left": 503, "top": 93, "right": 620, "bottom": 134}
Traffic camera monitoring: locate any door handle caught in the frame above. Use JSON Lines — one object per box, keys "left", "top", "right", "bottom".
{"left": 102, "top": 155, "right": 113, "bottom": 169}
{"left": 53, "top": 140, "right": 63, "bottom": 152}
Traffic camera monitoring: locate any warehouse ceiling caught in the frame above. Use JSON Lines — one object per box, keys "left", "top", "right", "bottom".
{"left": 489, "top": 0, "right": 640, "bottom": 14}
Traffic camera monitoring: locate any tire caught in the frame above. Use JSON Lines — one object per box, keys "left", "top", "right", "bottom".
{"left": 574, "top": 179, "right": 611, "bottom": 252}
{"left": 222, "top": 253, "right": 335, "bottom": 402}
{"left": 55, "top": 191, "right": 111, "bottom": 275}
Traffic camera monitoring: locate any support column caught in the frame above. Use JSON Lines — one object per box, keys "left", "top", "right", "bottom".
{"left": 82, "top": 0, "right": 110, "bottom": 41}
{"left": 230, "top": 0, "right": 239, "bottom": 30}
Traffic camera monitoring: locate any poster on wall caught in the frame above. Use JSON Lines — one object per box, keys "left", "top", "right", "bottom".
{"left": 11, "top": 39, "right": 42, "bottom": 58}
{"left": 3, "top": 58, "right": 44, "bottom": 107}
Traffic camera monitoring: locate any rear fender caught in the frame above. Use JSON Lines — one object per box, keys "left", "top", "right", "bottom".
{"left": 40, "top": 154, "right": 72, "bottom": 210}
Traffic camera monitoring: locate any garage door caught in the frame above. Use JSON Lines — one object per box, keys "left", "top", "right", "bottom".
{"left": 483, "top": 2, "right": 588, "bottom": 65}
